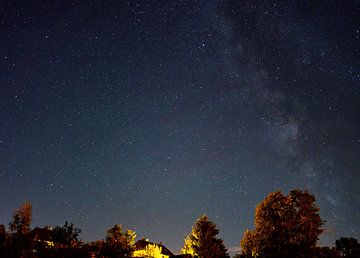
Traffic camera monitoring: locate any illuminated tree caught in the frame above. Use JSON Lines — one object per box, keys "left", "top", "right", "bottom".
{"left": 241, "top": 230, "right": 259, "bottom": 257}
{"left": 133, "top": 242, "right": 164, "bottom": 258}
{"left": 144, "top": 243, "right": 163, "bottom": 258}
{"left": 9, "top": 201, "right": 32, "bottom": 235}
{"left": 240, "top": 189, "right": 324, "bottom": 257}
{"left": 103, "top": 224, "right": 136, "bottom": 257}
{"left": 182, "top": 235, "right": 196, "bottom": 256}
{"left": 8, "top": 201, "right": 32, "bottom": 255}
{"left": 181, "top": 215, "right": 229, "bottom": 258}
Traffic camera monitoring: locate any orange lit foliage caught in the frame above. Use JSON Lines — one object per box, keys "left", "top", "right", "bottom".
{"left": 103, "top": 224, "right": 136, "bottom": 257}
{"left": 8, "top": 201, "right": 33, "bottom": 255}
{"left": 241, "top": 189, "right": 324, "bottom": 257}
{"left": 9, "top": 201, "right": 32, "bottom": 235}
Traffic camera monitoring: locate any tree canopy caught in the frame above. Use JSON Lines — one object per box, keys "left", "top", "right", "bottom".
{"left": 181, "top": 215, "right": 229, "bottom": 258}
{"left": 241, "top": 189, "right": 324, "bottom": 257}
{"left": 335, "top": 237, "right": 360, "bottom": 258}
{"left": 7, "top": 201, "right": 33, "bottom": 256}
{"left": 53, "top": 221, "right": 81, "bottom": 248}
{"left": 9, "top": 201, "right": 32, "bottom": 235}
{"left": 103, "top": 224, "right": 136, "bottom": 257}
{"left": 0, "top": 191, "right": 357, "bottom": 258}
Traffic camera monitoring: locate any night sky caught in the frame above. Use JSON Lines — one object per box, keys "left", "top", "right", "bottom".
{"left": 1, "top": 0, "right": 360, "bottom": 254}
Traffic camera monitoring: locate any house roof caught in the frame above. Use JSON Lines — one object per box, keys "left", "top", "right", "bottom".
{"left": 29, "top": 227, "right": 53, "bottom": 241}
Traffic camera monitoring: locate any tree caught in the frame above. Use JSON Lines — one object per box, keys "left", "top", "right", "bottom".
{"left": 53, "top": 221, "right": 81, "bottom": 248}
{"left": 0, "top": 224, "right": 6, "bottom": 247}
{"left": 0, "top": 224, "right": 7, "bottom": 256}
{"left": 144, "top": 243, "right": 163, "bottom": 258}
{"left": 182, "top": 235, "right": 196, "bottom": 257}
{"left": 312, "top": 246, "right": 340, "bottom": 258}
{"left": 240, "top": 189, "right": 324, "bottom": 257}
{"left": 8, "top": 201, "right": 33, "bottom": 256}
{"left": 102, "top": 224, "right": 136, "bottom": 257}
{"left": 7, "top": 201, "right": 32, "bottom": 257}
{"left": 335, "top": 237, "right": 360, "bottom": 258}
{"left": 9, "top": 201, "right": 32, "bottom": 235}
{"left": 86, "top": 239, "right": 105, "bottom": 254}
{"left": 233, "top": 254, "right": 251, "bottom": 258}
{"left": 241, "top": 230, "right": 259, "bottom": 257}
{"left": 181, "top": 215, "right": 229, "bottom": 258}
{"left": 133, "top": 242, "right": 163, "bottom": 258}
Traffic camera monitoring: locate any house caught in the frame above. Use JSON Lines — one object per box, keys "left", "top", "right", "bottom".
{"left": 29, "top": 226, "right": 54, "bottom": 248}
{"left": 132, "top": 239, "right": 174, "bottom": 258}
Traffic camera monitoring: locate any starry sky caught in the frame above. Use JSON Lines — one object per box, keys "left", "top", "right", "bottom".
{"left": 1, "top": 0, "right": 360, "bottom": 254}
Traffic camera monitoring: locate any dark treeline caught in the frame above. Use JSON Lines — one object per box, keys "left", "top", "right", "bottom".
{"left": 1, "top": 189, "right": 359, "bottom": 258}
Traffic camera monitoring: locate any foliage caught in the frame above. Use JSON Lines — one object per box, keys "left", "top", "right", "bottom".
{"left": 53, "top": 221, "right": 81, "bottom": 248}
{"left": 335, "top": 237, "right": 360, "bottom": 258}
{"left": 0, "top": 194, "right": 357, "bottom": 258}
{"left": 0, "top": 224, "right": 6, "bottom": 247}
{"left": 312, "top": 246, "right": 340, "bottom": 258}
{"left": 240, "top": 189, "right": 324, "bottom": 257}
{"left": 9, "top": 201, "right": 32, "bottom": 235}
{"left": 8, "top": 201, "right": 33, "bottom": 256}
{"left": 232, "top": 255, "right": 254, "bottom": 258}
{"left": 103, "top": 224, "right": 136, "bottom": 257}
{"left": 145, "top": 243, "right": 163, "bottom": 258}
{"left": 181, "top": 215, "right": 229, "bottom": 258}
{"left": 86, "top": 239, "right": 105, "bottom": 253}
{"left": 232, "top": 254, "right": 249, "bottom": 258}
{"left": 133, "top": 242, "right": 165, "bottom": 258}
{"left": 182, "top": 235, "right": 196, "bottom": 256}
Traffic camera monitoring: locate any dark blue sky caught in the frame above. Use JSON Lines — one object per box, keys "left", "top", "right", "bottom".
{"left": 1, "top": 0, "right": 360, "bottom": 254}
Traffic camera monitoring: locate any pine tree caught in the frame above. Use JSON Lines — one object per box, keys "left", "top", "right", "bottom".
{"left": 182, "top": 215, "right": 229, "bottom": 258}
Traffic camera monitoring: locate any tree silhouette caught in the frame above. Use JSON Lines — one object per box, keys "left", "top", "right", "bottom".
{"left": 0, "top": 224, "right": 6, "bottom": 247}
{"left": 0, "top": 224, "right": 6, "bottom": 256}
{"left": 53, "top": 221, "right": 81, "bottom": 248}
{"left": 9, "top": 201, "right": 32, "bottom": 235}
{"left": 8, "top": 201, "right": 33, "bottom": 256}
{"left": 335, "top": 237, "right": 360, "bottom": 258}
{"left": 241, "top": 189, "right": 324, "bottom": 257}
{"left": 181, "top": 215, "right": 229, "bottom": 258}
{"left": 102, "top": 224, "right": 136, "bottom": 257}
{"left": 312, "top": 246, "right": 340, "bottom": 258}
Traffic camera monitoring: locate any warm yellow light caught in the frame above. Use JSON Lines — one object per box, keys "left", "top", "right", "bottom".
{"left": 133, "top": 243, "right": 169, "bottom": 258}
